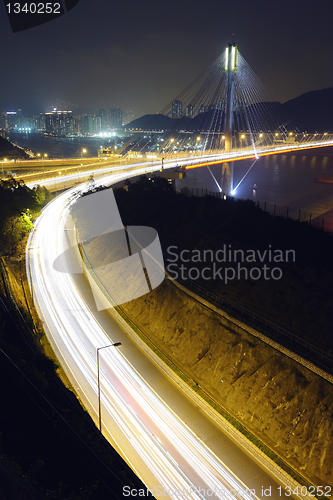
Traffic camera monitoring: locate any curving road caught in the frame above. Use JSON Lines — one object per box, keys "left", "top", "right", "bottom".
{"left": 27, "top": 164, "right": 309, "bottom": 500}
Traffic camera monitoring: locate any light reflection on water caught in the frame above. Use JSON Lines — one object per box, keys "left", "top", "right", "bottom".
{"left": 177, "top": 149, "right": 333, "bottom": 216}
{"left": 8, "top": 133, "right": 333, "bottom": 216}
{"left": 8, "top": 131, "right": 110, "bottom": 159}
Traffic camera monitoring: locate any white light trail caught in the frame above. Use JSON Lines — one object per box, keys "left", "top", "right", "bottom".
{"left": 27, "top": 165, "right": 260, "bottom": 500}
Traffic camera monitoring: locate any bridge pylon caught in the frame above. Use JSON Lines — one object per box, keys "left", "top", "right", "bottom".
{"left": 221, "top": 42, "right": 237, "bottom": 194}
{"left": 224, "top": 42, "right": 237, "bottom": 153}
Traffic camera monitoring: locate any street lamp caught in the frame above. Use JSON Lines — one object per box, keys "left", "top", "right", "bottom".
{"left": 97, "top": 342, "right": 122, "bottom": 432}
{"left": 1, "top": 158, "right": 8, "bottom": 177}
{"left": 81, "top": 148, "right": 87, "bottom": 158}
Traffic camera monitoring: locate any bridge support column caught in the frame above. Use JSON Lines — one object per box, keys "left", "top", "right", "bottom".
{"left": 224, "top": 42, "right": 237, "bottom": 153}
{"left": 222, "top": 42, "right": 237, "bottom": 193}
{"left": 221, "top": 162, "right": 233, "bottom": 194}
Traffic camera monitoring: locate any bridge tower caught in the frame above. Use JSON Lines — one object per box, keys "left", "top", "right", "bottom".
{"left": 222, "top": 42, "right": 237, "bottom": 193}
{"left": 224, "top": 42, "right": 237, "bottom": 152}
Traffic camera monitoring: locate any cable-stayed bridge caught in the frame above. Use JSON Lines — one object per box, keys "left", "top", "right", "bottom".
{"left": 122, "top": 42, "right": 333, "bottom": 194}
{"left": 9, "top": 42, "right": 333, "bottom": 195}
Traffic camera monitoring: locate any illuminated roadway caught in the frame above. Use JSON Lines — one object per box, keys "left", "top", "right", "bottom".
{"left": 18, "top": 136, "right": 333, "bottom": 193}
{"left": 25, "top": 149, "right": 324, "bottom": 499}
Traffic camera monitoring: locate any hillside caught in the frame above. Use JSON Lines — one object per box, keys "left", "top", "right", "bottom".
{"left": 124, "top": 88, "right": 333, "bottom": 133}
{"left": 80, "top": 179, "right": 333, "bottom": 486}
{"left": 282, "top": 87, "right": 333, "bottom": 132}
{"left": 0, "top": 135, "right": 29, "bottom": 159}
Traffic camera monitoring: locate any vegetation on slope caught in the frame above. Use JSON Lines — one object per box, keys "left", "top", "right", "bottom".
{"left": 0, "top": 180, "right": 147, "bottom": 499}
{"left": 113, "top": 176, "right": 333, "bottom": 354}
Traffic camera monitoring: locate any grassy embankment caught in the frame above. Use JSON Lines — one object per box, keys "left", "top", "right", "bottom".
{"left": 76, "top": 177, "right": 333, "bottom": 494}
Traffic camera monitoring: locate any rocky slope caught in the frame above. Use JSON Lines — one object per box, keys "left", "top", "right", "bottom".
{"left": 119, "top": 278, "right": 333, "bottom": 487}
{"left": 81, "top": 183, "right": 333, "bottom": 487}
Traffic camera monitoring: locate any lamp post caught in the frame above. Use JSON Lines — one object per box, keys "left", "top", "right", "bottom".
{"left": 97, "top": 342, "right": 121, "bottom": 432}
{"left": 2, "top": 158, "right": 8, "bottom": 177}
{"left": 81, "top": 148, "right": 87, "bottom": 159}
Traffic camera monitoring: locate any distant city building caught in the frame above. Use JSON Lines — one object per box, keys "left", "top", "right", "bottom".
{"left": 88, "top": 115, "right": 101, "bottom": 135}
{"left": 0, "top": 112, "right": 6, "bottom": 129}
{"left": 185, "top": 104, "right": 195, "bottom": 118}
{"left": 44, "top": 110, "right": 75, "bottom": 135}
{"left": 98, "top": 109, "right": 108, "bottom": 131}
{"left": 33, "top": 114, "right": 46, "bottom": 131}
{"left": 197, "top": 105, "right": 209, "bottom": 115}
{"left": 123, "top": 109, "right": 136, "bottom": 124}
{"left": 80, "top": 115, "right": 90, "bottom": 135}
{"left": 5, "top": 111, "right": 17, "bottom": 129}
{"left": 0, "top": 105, "right": 124, "bottom": 135}
{"left": 172, "top": 101, "right": 182, "bottom": 119}
{"left": 109, "top": 108, "right": 122, "bottom": 129}
{"left": 233, "top": 99, "right": 247, "bottom": 112}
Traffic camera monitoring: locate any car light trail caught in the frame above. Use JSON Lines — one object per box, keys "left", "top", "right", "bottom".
{"left": 28, "top": 162, "right": 311, "bottom": 499}
{"left": 27, "top": 165, "right": 262, "bottom": 499}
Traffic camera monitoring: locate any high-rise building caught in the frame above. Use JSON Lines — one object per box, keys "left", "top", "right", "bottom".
{"left": 98, "top": 109, "right": 108, "bottom": 131}
{"left": 80, "top": 115, "right": 90, "bottom": 135}
{"left": 44, "top": 110, "right": 75, "bottom": 135}
{"left": 109, "top": 108, "right": 122, "bottom": 129}
{"left": 185, "top": 104, "right": 194, "bottom": 118}
{"left": 172, "top": 101, "right": 182, "bottom": 119}
{"left": 0, "top": 112, "right": 6, "bottom": 129}
{"left": 197, "top": 105, "right": 209, "bottom": 115}
{"left": 5, "top": 111, "right": 17, "bottom": 129}
{"left": 88, "top": 115, "right": 101, "bottom": 135}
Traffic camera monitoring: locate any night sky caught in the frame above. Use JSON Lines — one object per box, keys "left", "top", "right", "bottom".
{"left": 0, "top": 0, "right": 332, "bottom": 119}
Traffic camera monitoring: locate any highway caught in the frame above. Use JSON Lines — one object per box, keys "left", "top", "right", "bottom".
{"left": 27, "top": 163, "right": 314, "bottom": 499}
{"left": 18, "top": 135, "right": 333, "bottom": 193}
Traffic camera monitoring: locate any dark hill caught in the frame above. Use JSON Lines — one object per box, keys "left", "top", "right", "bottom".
{"left": 0, "top": 135, "right": 29, "bottom": 159}
{"left": 125, "top": 88, "right": 333, "bottom": 134}
{"left": 282, "top": 87, "right": 333, "bottom": 132}
{"left": 125, "top": 113, "right": 176, "bottom": 130}
{"left": 125, "top": 104, "right": 284, "bottom": 133}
